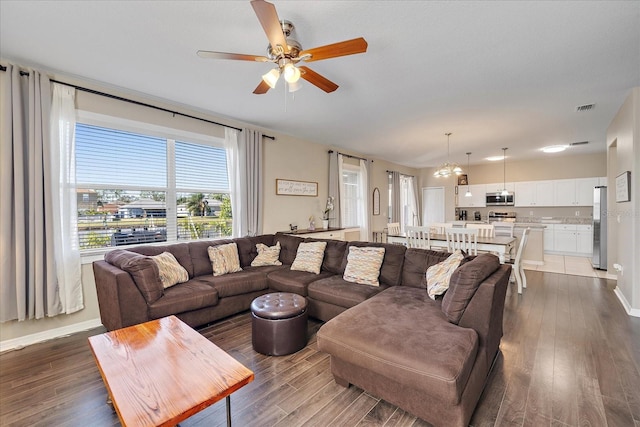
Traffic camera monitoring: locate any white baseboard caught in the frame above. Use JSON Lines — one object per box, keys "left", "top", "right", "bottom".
{"left": 613, "top": 287, "right": 640, "bottom": 318}
{"left": 0, "top": 318, "right": 103, "bottom": 353}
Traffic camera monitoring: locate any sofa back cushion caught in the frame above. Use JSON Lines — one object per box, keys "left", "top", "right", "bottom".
{"left": 129, "top": 243, "right": 193, "bottom": 278}
{"left": 304, "top": 238, "right": 348, "bottom": 274}
{"left": 341, "top": 241, "right": 406, "bottom": 287}
{"left": 441, "top": 253, "right": 501, "bottom": 324}
{"left": 274, "top": 234, "right": 304, "bottom": 265}
{"left": 402, "top": 248, "right": 452, "bottom": 289}
{"left": 235, "top": 235, "right": 276, "bottom": 267}
{"left": 104, "top": 249, "right": 163, "bottom": 303}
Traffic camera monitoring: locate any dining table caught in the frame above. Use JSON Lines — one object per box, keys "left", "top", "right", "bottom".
{"left": 387, "top": 233, "right": 517, "bottom": 264}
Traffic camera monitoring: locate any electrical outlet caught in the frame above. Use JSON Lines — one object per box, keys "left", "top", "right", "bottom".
{"left": 575, "top": 210, "right": 580, "bottom": 216}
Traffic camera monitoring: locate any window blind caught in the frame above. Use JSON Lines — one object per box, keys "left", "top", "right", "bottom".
{"left": 175, "top": 140, "right": 229, "bottom": 192}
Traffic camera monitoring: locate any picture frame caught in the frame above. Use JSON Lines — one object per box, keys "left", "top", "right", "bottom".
{"left": 275, "top": 179, "right": 318, "bottom": 196}
{"left": 615, "top": 171, "right": 631, "bottom": 203}
{"left": 372, "top": 187, "right": 380, "bottom": 215}
{"left": 457, "top": 174, "right": 468, "bottom": 186}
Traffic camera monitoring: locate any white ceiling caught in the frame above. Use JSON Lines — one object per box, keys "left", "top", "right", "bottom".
{"left": 1, "top": 1, "right": 639, "bottom": 168}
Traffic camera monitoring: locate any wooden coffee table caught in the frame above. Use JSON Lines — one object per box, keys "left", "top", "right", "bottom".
{"left": 88, "top": 315, "right": 253, "bottom": 427}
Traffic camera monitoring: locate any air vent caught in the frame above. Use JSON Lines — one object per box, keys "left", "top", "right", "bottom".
{"left": 575, "top": 103, "right": 595, "bottom": 112}
{"left": 570, "top": 141, "right": 589, "bottom": 146}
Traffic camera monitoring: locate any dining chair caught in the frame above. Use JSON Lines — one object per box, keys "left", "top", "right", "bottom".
{"left": 466, "top": 223, "right": 495, "bottom": 238}
{"left": 405, "top": 226, "right": 431, "bottom": 249}
{"left": 445, "top": 228, "right": 478, "bottom": 255}
{"left": 386, "top": 222, "right": 401, "bottom": 235}
{"left": 512, "top": 228, "right": 530, "bottom": 294}
{"left": 425, "top": 222, "right": 448, "bottom": 235}
{"left": 492, "top": 222, "right": 515, "bottom": 237}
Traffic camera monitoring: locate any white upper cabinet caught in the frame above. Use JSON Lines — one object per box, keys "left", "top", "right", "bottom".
{"left": 515, "top": 180, "right": 554, "bottom": 207}
{"left": 553, "top": 177, "right": 599, "bottom": 206}
{"left": 485, "top": 182, "right": 515, "bottom": 193}
{"left": 458, "top": 184, "right": 486, "bottom": 207}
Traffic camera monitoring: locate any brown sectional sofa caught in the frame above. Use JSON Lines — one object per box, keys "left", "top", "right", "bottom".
{"left": 93, "top": 232, "right": 510, "bottom": 427}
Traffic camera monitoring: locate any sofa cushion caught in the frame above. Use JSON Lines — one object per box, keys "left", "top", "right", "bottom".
{"left": 342, "top": 242, "right": 406, "bottom": 287}
{"left": 317, "top": 286, "right": 478, "bottom": 406}
{"left": 308, "top": 275, "right": 385, "bottom": 309}
{"left": 274, "top": 234, "right": 304, "bottom": 265}
{"left": 104, "top": 249, "right": 163, "bottom": 303}
{"left": 251, "top": 242, "right": 283, "bottom": 267}
{"left": 304, "top": 238, "right": 348, "bottom": 274}
{"left": 129, "top": 243, "right": 194, "bottom": 278}
{"left": 189, "top": 239, "right": 235, "bottom": 277}
{"left": 208, "top": 242, "right": 243, "bottom": 276}
{"left": 343, "top": 246, "right": 386, "bottom": 286}
{"left": 235, "top": 235, "right": 276, "bottom": 267}
{"left": 194, "top": 266, "right": 272, "bottom": 298}
{"left": 401, "top": 248, "right": 451, "bottom": 289}
{"left": 426, "top": 250, "right": 465, "bottom": 299}
{"left": 150, "top": 252, "right": 189, "bottom": 289}
{"left": 147, "top": 280, "right": 219, "bottom": 319}
{"left": 290, "top": 241, "right": 327, "bottom": 274}
{"left": 442, "top": 253, "right": 501, "bottom": 324}
{"left": 267, "top": 269, "right": 333, "bottom": 296}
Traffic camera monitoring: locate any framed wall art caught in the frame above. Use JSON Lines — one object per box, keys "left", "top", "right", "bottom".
{"left": 373, "top": 187, "right": 380, "bottom": 215}
{"left": 615, "top": 171, "right": 631, "bottom": 203}
{"left": 276, "top": 179, "right": 318, "bottom": 196}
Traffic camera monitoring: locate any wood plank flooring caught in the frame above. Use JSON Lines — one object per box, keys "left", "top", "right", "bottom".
{"left": 1, "top": 270, "right": 639, "bottom": 427}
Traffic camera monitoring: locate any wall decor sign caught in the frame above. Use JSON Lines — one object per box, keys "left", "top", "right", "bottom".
{"left": 615, "top": 171, "right": 631, "bottom": 203}
{"left": 373, "top": 187, "right": 380, "bottom": 215}
{"left": 276, "top": 179, "right": 318, "bottom": 196}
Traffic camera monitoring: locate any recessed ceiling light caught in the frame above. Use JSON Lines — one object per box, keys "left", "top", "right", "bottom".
{"left": 486, "top": 156, "right": 504, "bottom": 161}
{"left": 541, "top": 145, "right": 569, "bottom": 153}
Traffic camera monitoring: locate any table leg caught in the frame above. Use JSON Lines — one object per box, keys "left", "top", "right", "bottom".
{"left": 226, "top": 396, "right": 231, "bottom": 427}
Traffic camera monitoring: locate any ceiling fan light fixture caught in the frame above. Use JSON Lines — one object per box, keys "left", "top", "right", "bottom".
{"left": 262, "top": 68, "right": 280, "bottom": 88}
{"left": 288, "top": 79, "right": 302, "bottom": 92}
{"left": 283, "top": 63, "right": 301, "bottom": 83}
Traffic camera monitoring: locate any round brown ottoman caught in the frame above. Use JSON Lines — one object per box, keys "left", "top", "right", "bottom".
{"left": 251, "top": 292, "right": 308, "bottom": 356}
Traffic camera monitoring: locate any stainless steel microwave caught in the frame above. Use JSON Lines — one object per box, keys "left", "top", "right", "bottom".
{"left": 486, "top": 192, "right": 515, "bottom": 206}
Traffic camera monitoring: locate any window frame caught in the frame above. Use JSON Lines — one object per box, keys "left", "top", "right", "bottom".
{"left": 76, "top": 111, "right": 229, "bottom": 261}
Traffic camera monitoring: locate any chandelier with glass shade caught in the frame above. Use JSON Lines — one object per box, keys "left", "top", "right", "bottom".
{"left": 433, "top": 132, "right": 463, "bottom": 178}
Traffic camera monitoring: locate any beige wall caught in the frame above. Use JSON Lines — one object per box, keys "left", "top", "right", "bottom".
{"left": 419, "top": 152, "right": 607, "bottom": 221}
{"left": 0, "top": 75, "right": 415, "bottom": 347}
{"left": 606, "top": 87, "right": 639, "bottom": 313}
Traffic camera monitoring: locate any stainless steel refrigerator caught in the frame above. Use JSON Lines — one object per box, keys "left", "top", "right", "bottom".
{"left": 592, "top": 186, "right": 607, "bottom": 270}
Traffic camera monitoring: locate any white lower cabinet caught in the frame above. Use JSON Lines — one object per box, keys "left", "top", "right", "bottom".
{"left": 545, "top": 224, "right": 593, "bottom": 255}
{"left": 543, "top": 227, "right": 554, "bottom": 252}
{"left": 576, "top": 225, "right": 593, "bottom": 254}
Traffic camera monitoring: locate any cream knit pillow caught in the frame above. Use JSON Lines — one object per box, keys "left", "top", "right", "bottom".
{"left": 251, "top": 242, "right": 283, "bottom": 267}
{"left": 208, "top": 243, "right": 243, "bottom": 276}
{"left": 343, "top": 246, "right": 386, "bottom": 286}
{"left": 151, "top": 252, "right": 189, "bottom": 289}
{"left": 290, "top": 241, "right": 327, "bottom": 274}
{"left": 426, "top": 250, "right": 464, "bottom": 299}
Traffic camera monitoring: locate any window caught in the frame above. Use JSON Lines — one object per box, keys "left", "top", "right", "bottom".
{"left": 341, "top": 164, "right": 364, "bottom": 228}
{"left": 75, "top": 118, "right": 231, "bottom": 251}
{"left": 388, "top": 172, "right": 418, "bottom": 231}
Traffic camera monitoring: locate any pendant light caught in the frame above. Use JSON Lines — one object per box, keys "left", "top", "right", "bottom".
{"left": 500, "top": 148, "right": 509, "bottom": 196}
{"left": 433, "top": 132, "right": 463, "bottom": 178}
{"left": 464, "top": 152, "right": 472, "bottom": 197}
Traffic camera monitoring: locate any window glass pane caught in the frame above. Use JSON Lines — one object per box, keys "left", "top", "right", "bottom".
{"left": 176, "top": 192, "right": 232, "bottom": 240}
{"left": 176, "top": 141, "right": 228, "bottom": 192}
{"left": 342, "top": 169, "right": 361, "bottom": 227}
{"left": 77, "top": 190, "right": 167, "bottom": 250}
{"left": 75, "top": 123, "right": 166, "bottom": 188}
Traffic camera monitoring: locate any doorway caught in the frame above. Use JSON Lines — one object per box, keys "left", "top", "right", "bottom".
{"left": 422, "top": 187, "right": 445, "bottom": 225}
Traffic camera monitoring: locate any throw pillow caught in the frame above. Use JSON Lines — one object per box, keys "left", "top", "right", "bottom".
{"left": 208, "top": 243, "right": 243, "bottom": 276}
{"left": 151, "top": 252, "right": 189, "bottom": 289}
{"left": 251, "top": 242, "right": 283, "bottom": 267}
{"left": 426, "top": 250, "right": 465, "bottom": 299}
{"left": 343, "top": 246, "right": 386, "bottom": 286}
{"left": 290, "top": 241, "right": 327, "bottom": 274}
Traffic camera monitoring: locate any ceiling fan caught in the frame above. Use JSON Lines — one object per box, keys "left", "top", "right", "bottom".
{"left": 197, "top": 0, "right": 368, "bottom": 94}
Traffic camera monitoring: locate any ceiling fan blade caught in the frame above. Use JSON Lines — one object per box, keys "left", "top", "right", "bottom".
{"left": 197, "top": 50, "right": 270, "bottom": 62}
{"left": 299, "top": 66, "right": 339, "bottom": 93}
{"left": 253, "top": 80, "right": 271, "bottom": 95}
{"left": 251, "top": 0, "right": 288, "bottom": 55}
{"left": 300, "top": 37, "right": 368, "bottom": 62}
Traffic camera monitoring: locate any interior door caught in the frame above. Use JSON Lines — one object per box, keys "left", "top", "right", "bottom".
{"left": 422, "top": 187, "right": 445, "bottom": 225}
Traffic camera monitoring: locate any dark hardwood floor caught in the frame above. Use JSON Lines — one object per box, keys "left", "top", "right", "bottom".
{"left": 1, "top": 271, "right": 639, "bottom": 427}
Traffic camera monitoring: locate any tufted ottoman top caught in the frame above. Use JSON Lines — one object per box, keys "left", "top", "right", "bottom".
{"left": 251, "top": 292, "right": 308, "bottom": 320}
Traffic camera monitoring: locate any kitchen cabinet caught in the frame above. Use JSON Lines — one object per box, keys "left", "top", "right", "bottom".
{"left": 554, "top": 178, "right": 599, "bottom": 206}
{"left": 485, "top": 182, "right": 515, "bottom": 193}
{"left": 598, "top": 176, "right": 607, "bottom": 186}
{"left": 546, "top": 224, "right": 593, "bottom": 255}
{"left": 544, "top": 227, "right": 554, "bottom": 251}
{"left": 515, "top": 180, "right": 554, "bottom": 207}
{"left": 553, "top": 225, "right": 577, "bottom": 253}
{"left": 576, "top": 225, "right": 593, "bottom": 254}
{"left": 457, "top": 184, "right": 486, "bottom": 207}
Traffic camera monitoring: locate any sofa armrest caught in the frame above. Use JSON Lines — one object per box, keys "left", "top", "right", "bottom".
{"left": 457, "top": 264, "right": 510, "bottom": 372}
{"left": 93, "top": 260, "right": 149, "bottom": 331}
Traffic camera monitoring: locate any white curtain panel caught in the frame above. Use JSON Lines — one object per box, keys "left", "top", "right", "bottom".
{"left": 1, "top": 64, "right": 60, "bottom": 321}
{"left": 224, "top": 128, "right": 241, "bottom": 237}
{"left": 390, "top": 171, "right": 401, "bottom": 223}
{"left": 50, "top": 83, "right": 83, "bottom": 315}
{"left": 328, "top": 151, "right": 342, "bottom": 228}
{"left": 411, "top": 175, "right": 421, "bottom": 226}
{"left": 359, "top": 159, "right": 372, "bottom": 241}
{"left": 242, "top": 128, "right": 263, "bottom": 237}
{"left": 337, "top": 154, "right": 345, "bottom": 227}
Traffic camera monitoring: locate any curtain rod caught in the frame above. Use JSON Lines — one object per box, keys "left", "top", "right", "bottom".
{"left": 0, "top": 64, "right": 276, "bottom": 140}
{"left": 386, "top": 170, "right": 415, "bottom": 178}
{"left": 328, "top": 150, "right": 370, "bottom": 162}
